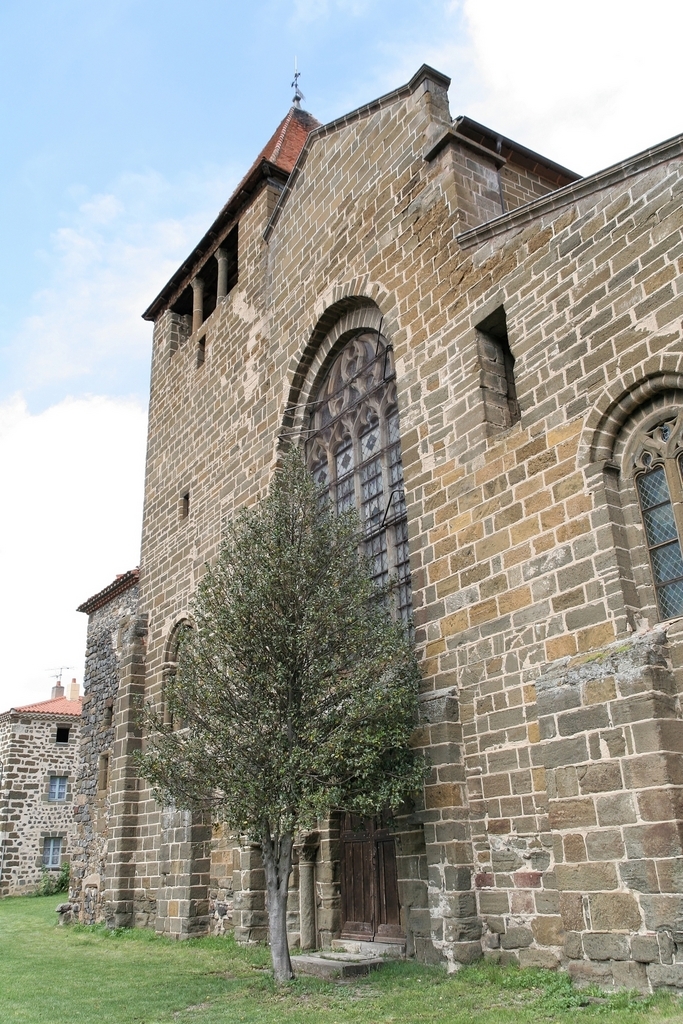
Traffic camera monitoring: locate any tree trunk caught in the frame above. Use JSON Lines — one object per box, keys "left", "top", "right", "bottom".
{"left": 261, "top": 824, "right": 294, "bottom": 983}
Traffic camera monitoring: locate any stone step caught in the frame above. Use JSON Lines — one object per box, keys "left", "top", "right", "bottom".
{"left": 330, "top": 938, "right": 406, "bottom": 958}
{"left": 293, "top": 953, "right": 385, "bottom": 979}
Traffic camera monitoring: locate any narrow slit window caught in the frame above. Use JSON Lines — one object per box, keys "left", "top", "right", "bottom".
{"left": 476, "top": 306, "right": 520, "bottom": 429}
{"left": 197, "top": 335, "right": 206, "bottom": 368}
{"left": 98, "top": 754, "right": 110, "bottom": 793}
{"left": 637, "top": 464, "right": 683, "bottom": 619}
{"left": 181, "top": 492, "right": 190, "bottom": 519}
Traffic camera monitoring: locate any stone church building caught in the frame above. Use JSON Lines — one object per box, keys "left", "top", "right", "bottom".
{"left": 71, "top": 65, "right": 683, "bottom": 990}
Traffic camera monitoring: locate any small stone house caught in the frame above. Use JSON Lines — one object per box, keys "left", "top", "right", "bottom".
{"left": 71, "top": 64, "right": 683, "bottom": 991}
{"left": 0, "top": 682, "right": 82, "bottom": 895}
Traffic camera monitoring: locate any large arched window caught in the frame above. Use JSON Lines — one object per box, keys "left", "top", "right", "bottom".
{"left": 633, "top": 411, "right": 683, "bottom": 620}
{"left": 305, "top": 331, "right": 412, "bottom": 620}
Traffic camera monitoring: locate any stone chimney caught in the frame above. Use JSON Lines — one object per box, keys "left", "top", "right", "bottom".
{"left": 67, "top": 678, "right": 80, "bottom": 701}
{"left": 51, "top": 681, "right": 64, "bottom": 699}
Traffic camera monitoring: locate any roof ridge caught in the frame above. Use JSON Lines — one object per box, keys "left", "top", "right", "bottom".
{"left": 7, "top": 695, "right": 83, "bottom": 716}
{"left": 269, "top": 107, "right": 295, "bottom": 165}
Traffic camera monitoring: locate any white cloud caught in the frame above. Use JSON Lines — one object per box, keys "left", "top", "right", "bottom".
{"left": 367, "top": 0, "right": 683, "bottom": 176}
{"left": 0, "top": 394, "right": 147, "bottom": 712}
{"left": 453, "top": 0, "right": 683, "bottom": 174}
{"left": 4, "top": 166, "right": 241, "bottom": 404}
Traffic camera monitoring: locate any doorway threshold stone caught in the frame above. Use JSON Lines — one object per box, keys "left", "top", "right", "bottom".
{"left": 293, "top": 952, "right": 386, "bottom": 979}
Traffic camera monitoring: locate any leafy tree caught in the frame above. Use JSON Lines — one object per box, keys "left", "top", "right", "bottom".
{"left": 137, "top": 449, "right": 425, "bottom": 982}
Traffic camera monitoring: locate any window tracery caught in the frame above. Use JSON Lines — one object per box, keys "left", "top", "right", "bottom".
{"left": 306, "top": 331, "right": 412, "bottom": 620}
{"left": 632, "top": 411, "right": 683, "bottom": 620}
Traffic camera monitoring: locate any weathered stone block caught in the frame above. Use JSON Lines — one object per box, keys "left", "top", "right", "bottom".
{"left": 479, "top": 888, "right": 509, "bottom": 913}
{"left": 519, "top": 947, "right": 560, "bottom": 969}
{"left": 568, "top": 960, "right": 614, "bottom": 988}
{"left": 450, "top": 940, "right": 483, "bottom": 964}
{"left": 646, "top": 963, "right": 683, "bottom": 989}
{"left": 531, "top": 915, "right": 564, "bottom": 946}
{"left": 624, "top": 823, "right": 682, "bottom": 860}
{"left": 588, "top": 893, "right": 642, "bottom": 932}
{"left": 582, "top": 932, "right": 630, "bottom": 961}
{"left": 618, "top": 859, "right": 659, "bottom": 893}
{"left": 631, "top": 934, "right": 660, "bottom": 963}
{"left": 576, "top": 762, "right": 623, "bottom": 794}
{"left": 555, "top": 863, "right": 618, "bottom": 891}
{"left": 559, "top": 892, "right": 585, "bottom": 930}
{"left": 548, "top": 798, "right": 596, "bottom": 829}
{"left": 542, "top": 737, "right": 589, "bottom": 769}
{"left": 611, "top": 960, "right": 649, "bottom": 993}
{"left": 500, "top": 926, "right": 533, "bottom": 949}
{"left": 563, "top": 931, "right": 583, "bottom": 959}
{"left": 596, "top": 793, "right": 637, "bottom": 826}
{"left": 585, "top": 829, "right": 624, "bottom": 861}
{"left": 535, "top": 890, "right": 560, "bottom": 914}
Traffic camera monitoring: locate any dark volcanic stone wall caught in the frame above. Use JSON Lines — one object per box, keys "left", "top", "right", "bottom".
{"left": 71, "top": 582, "right": 139, "bottom": 922}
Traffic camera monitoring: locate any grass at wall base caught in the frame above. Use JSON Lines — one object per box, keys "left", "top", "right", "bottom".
{"left": 0, "top": 894, "right": 678, "bottom": 1024}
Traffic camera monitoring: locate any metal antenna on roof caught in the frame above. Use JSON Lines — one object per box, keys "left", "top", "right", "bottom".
{"left": 291, "top": 57, "right": 305, "bottom": 109}
{"left": 47, "top": 667, "right": 73, "bottom": 683}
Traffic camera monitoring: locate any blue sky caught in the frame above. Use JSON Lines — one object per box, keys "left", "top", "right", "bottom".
{"left": 1, "top": 0, "right": 682, "bottom": 707}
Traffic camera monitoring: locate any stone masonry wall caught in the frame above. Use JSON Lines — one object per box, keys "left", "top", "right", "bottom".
{"left": 71, "top": 582, "right": 139, "bottom": 923}
{"left": 0, "top": 710, "right": 80, "bottom": 895}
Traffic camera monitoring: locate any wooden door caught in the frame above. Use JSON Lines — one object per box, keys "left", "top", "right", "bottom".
{"left": 340, "top": 814, "right": 403, "bottom": 941}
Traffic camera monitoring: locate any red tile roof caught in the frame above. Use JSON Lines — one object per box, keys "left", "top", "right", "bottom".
{"left": 10, "top": 696, "right": 82, "bottom": 717}
{"left": 142, "top": 106, "right": 320, "bottom": 322}
{"left": 252, "top": 106, "right": 320, "bottom": 176}
{"left": 77, "top": 567, "right": 140, "bottom": 615}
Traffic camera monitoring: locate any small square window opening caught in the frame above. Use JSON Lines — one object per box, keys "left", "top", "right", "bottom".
{"left": 48, "top": 776, "right": 68, "bottom": 802}
{"left": 55, "top": 726, "right": 70, "bottom": 744}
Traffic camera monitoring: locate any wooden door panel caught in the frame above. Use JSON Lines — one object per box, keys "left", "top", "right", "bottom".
{"left": 340, "top": 818, "right": 374, "bottom": 939}
{"left": 339, "top": 815, "right": 403, "bottom": 941}
{"left": 375, "top": 837, "right": 403, "bottom": 938}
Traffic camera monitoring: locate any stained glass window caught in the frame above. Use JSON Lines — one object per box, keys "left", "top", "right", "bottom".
{"left": 634, "top": 418, "right": 683, "bottom": 621}
{"left": 306, "top": 331, "right": 412, "bottom": 620}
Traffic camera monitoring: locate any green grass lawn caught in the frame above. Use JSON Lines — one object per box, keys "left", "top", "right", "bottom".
{"left": 0, "top": 896, "right": 680, "bottom": 1024}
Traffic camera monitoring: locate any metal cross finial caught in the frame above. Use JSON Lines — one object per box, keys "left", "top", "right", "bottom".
{"left": 291, "top": 56, "right": 305, "bottom": 108}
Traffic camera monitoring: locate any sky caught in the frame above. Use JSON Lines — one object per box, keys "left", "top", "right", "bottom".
{"left": 1, "top": 0, "right": 682, "bottom": 710}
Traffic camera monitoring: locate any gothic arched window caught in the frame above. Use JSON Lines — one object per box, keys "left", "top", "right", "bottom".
{"left": 305, "top": 331, "right": 412, "bottom": 620}
{"left": 633, "top": 412, "right": 683, "bottom": 620}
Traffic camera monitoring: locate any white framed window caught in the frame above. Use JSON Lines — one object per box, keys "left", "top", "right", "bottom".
{"left": 306, "top": 331, "right": 412, "bottom": 620}
{"left": 48, "top": 776, "right": 68, "bottom": 802}
{"left": 43, "top": 837, "right": 62, "bottom": 869}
